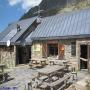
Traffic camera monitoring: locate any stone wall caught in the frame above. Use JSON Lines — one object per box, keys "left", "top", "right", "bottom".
{"left": 31, "top": 43, "right": 43, "bottom": 59}
{"left": 0, "top": 46, "right": 16, "bottom": 68}
{"left": 64, "top": 41, "right": 78, "bottom": 70}
{"left": 56, "top": 40, "right": 78, "bottom": 70}
{"left": 31, "top": 40, "right": 79, "bottom": 70}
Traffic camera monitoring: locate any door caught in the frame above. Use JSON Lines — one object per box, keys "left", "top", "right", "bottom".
{"left": 80, "top": 45, "right": 88, "bottom": 69}
{"left": 16, "top": 46, "right": 31, "bottom": 65}
{"left": 88, "top": 45, "right": 90, "bottom": 72}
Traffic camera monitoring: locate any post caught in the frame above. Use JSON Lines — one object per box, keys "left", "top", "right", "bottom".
{"left": 28, "top": 82, "right": 32, "bottom": 90}
{"left": 67, "top": 0, "right": 68, "bottom": 7}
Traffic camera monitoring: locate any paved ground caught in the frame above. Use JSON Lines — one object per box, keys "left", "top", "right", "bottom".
{"left": 0, "top": 65, "right": 38, "bottom": 90}
{"left": 0, "top": 65, "right": 90, "bottom": 90}
{"left": 77, "top": 69, "right": 89, "bottom": 81}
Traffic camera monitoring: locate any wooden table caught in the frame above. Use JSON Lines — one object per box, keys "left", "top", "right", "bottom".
{"left": 37, "top": 65, "right": 65, "bottom": 90}
{"left": 0, "top": 64, "right": 6, "bottom": 81}
{"left": 37, "top": 65, "right": 65, "bottom": 76}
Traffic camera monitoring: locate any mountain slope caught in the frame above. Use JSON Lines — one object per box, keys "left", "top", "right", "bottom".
{"left": 20, "top": 0, "right": 90, "bottom": 20}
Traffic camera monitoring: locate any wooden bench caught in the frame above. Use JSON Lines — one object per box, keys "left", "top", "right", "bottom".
{"left": 29, "top": 62, "right": 43, "bottom": 69}
{"left": 47, "top": 74, "right": 71, "bottom": 90}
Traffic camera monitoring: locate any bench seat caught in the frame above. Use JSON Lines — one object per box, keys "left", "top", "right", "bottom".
{"left": 46, "top": 74, "right": 71, "bottom": 90}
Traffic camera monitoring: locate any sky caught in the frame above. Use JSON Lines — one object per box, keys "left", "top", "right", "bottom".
{"left": 0, "top": 0, "right": 42, "bottom": 32}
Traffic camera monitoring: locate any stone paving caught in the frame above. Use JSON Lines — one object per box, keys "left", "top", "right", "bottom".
{"left": 0, "top": 65, "right": 38, "bottom": 90}
{"left": 0, "top": 65, "right": 90, "bottom": 90}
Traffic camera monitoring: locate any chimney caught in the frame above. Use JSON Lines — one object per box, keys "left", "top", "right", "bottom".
{"left": 17, "top": 24, "right": 21, "bottom": 32}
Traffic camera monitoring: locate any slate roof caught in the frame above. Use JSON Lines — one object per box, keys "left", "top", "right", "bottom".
{"left": 30, "top": 9, "right": 90, "bottom": 40}
{"left": 0, "top": 17, "right": 37, "bottom": 45}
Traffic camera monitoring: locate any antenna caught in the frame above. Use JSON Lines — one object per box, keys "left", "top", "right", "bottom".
{"left": 38, "top": 5, "right": 40, "bottom": 17}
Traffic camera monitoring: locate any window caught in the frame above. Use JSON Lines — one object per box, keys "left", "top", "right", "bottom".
{"left": 48, "top": 44, "right": 58, "bottom": 56}
{"left": 33, "top": 44, "right": 41, "bottom": 51}
{"left": 71, "top": 42, "right": 76, "bottom": 56}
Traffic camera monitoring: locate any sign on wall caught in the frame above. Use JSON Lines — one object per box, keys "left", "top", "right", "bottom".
{"left": 33, "top": 44, "right": 41, "bottom": 52}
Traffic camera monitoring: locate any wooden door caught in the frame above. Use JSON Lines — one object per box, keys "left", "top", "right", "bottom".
{"left": 88, "top": 45, "right": 90, "bottom": 72}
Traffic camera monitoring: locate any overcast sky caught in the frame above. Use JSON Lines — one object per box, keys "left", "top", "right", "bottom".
{"left": 0, "top": 0, "right": 42, "bottom": 32}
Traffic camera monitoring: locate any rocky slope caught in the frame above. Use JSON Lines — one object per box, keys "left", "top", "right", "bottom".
{"left": 20, "top": 0, "right": 90, "bottom": 20}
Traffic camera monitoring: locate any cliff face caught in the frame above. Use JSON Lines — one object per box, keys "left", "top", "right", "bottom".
{"left": 20, "top": 0, "right": 90, "bottom": 20}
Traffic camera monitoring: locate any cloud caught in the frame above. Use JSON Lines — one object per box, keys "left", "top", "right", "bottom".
{"left": 8, "top": 0, "right": 42, "bottom": 11}
{"left": 8, "top": 0, "right": 21, "bottom": 6}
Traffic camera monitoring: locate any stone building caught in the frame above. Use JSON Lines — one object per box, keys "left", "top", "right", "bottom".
{"left": 1, "top": 8, "right": 90, "bottom": 72}
{"left": 28, "top": 9, "right": 90, "bottom": 72}
{"left": 0, "top": 17, "right": 38, "bottom": 67}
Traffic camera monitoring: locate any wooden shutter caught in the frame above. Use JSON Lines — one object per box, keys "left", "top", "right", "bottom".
{"left": 42, "top": 43, "right": 47, "bottom": 58}
{"left": 58, "top": 44, "right": 64, "bottom": 60}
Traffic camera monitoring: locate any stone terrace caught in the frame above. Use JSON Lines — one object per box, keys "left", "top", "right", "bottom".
{"left": 0, "top": 65, "right": 90, "bottom": 90}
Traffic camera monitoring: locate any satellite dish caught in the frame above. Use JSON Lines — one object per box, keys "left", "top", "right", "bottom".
{"left": 7, "top": 40, "right": 10, "bottom": 47}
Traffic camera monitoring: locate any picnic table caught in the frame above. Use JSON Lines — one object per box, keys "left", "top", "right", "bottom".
{"left": 37, "top": 65, "right": 65, "bottom": 76}
{"left": 31, "top": 58, "right": 46, "bottom": 65}
{"left": 29, "top": 58, "right": 47, "bottom": 68}
{"left": 37, "top": 65, "right": 70, "bottom": 90}
{"left": 0, "top": 64, "right": 6, "bottom": 81}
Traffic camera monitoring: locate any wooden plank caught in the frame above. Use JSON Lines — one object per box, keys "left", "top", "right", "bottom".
{"left": 80, "top": 57, "right": 87, "bottom": 62}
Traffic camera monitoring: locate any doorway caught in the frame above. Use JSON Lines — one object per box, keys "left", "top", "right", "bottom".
{"left": 16, "top": 46, "right": 31, "bottom": 65}
{"left": 80, "top": 45, "right": 88, "bottom": 69}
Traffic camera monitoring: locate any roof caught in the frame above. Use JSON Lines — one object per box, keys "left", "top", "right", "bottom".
{"left": 30, "top": 9, "right": 90, "bottom": 40}
{"left": 0, "top": 17, "right": 37, "bottom": 45}
{"left": 25, "top": 33, "right": 32, "bottom": 45}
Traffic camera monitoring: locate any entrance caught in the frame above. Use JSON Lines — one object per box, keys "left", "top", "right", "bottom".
{"left": 16, "top": 46, "right": 31, "bottom": 65}
{"left": 80, "top": 45, "right": 88, "bottom": 69}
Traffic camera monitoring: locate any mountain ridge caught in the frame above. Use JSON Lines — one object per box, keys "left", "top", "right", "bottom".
{"left": 20, "top": 0, "right": 90, "bottom": 20}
